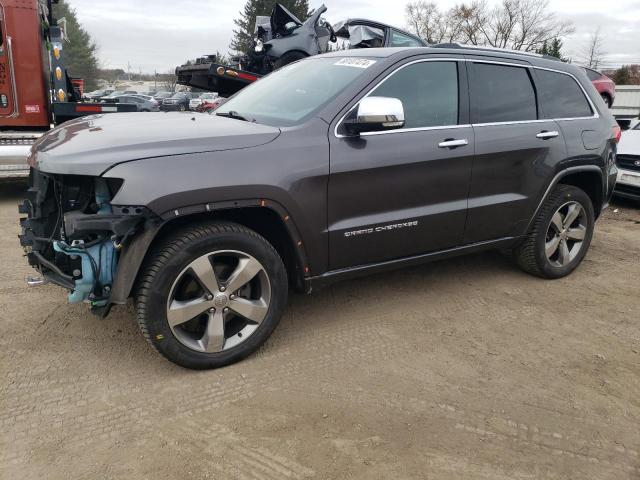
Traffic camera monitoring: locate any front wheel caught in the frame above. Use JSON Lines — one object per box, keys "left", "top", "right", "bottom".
{"left": 135, "top": 222, "right": 288, "bottom": 369}
{"left": 513, "top": 185, "right": 594, "bottom": 279}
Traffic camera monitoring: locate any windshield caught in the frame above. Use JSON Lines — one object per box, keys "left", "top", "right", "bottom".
{"left": 171, "top": 92, "right": 186, "bottom": 99}
{"left": 216, "top": 57, "right": 375, "bottom": 127}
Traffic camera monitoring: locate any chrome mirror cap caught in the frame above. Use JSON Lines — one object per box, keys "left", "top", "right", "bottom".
{"left": 344, "top": 96, "right": 405, "bottom": 135}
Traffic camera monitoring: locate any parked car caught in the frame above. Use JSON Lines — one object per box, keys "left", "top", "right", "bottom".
{"left": 614, "top": 121, "right": 640, "bottom": 201}
{"left": 583, "top": 67, "right": 616, "bottom": 108}
{"left": 83, "top": 88, "right": 114, "bottom": 101}
{"left": 20, "top": 46, "right": 619, "bottom": 369}
{"left": 197, "top": 97, "right": 228, "bottom": 113}
{"left": 112, "top": 95, "right": 159, "bottom": 112}
{"left": 153, "top": 91, "right": 173, "bottom": 101}
{"left": 160, "top": 91, "right": 194, "bottom": 111}
{"left": 100, "top": 90, "right": 138, "bottom": 102}
{"left": 190, "top": 92, "right": 219, "bottom": 110}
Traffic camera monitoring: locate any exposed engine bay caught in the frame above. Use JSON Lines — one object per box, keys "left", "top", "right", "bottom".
{"left": 19, "top": 170, "right": 147, "bottom": 312}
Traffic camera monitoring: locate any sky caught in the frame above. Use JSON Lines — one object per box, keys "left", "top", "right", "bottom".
{"left": 67, "top": 0, "right": 640, "bottom": 74}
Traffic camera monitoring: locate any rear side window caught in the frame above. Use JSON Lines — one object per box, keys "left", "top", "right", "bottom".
{"left": 470, "top": 63, "right": 537, "bottom": 123}
{"left": 369, "top": 61, "right": 458, "bottom": 128}
{"left": 536, "top": 69, "right": 593, "bottom": 119}
{"left": 583, "top": 68, "right": 602, "bottom": 81}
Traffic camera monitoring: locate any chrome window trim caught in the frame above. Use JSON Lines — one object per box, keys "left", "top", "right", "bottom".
{"left": 334, "top": 57, "right": 464, "bottom": 139}
{"left": 334, "top": 57, "right": 599, "bottom": 139}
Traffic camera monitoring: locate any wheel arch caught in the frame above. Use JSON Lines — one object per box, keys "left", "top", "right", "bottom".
{"left": 557, "top": 170, "right": 604, "bottom": 218}
{"left": 109, "top": 200, "right": 310, "bottom": 306}
{"left": 525, "top": 165, "right": 604, "bottom": 235}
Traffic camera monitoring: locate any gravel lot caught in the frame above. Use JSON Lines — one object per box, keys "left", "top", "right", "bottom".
{"left": 1, "top": 182, "right": 639, "bottom": 480}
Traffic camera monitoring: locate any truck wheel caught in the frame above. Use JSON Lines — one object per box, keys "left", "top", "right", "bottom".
{"left": 513, "top": 185, "right": 594, "bottom": 279}
{"left": 273, "top": 51, "right": 307, "bottom": 70}
{"left": 135, "top": 221, "right": 287, "bottom": 369}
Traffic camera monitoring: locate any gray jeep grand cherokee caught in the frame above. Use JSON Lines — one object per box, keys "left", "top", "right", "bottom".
{"left": 20, "top": 45, "right": 619, "bottom": 369}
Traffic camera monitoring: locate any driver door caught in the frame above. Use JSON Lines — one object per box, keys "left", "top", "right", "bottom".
{"left": 328, "top": 58, "right": 473, "bottom": 269}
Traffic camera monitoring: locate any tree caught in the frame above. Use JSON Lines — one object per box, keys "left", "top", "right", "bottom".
{"left": 537, "top": 37, "right": 567, "bottom": 61}
{"left": 405, "top": 0, "right": 573, "bottom": 52}
{"left": 52, "top": 0, "right": 100, "bottom": 90}
{"left": 230, "top": 0, "right": 310, "bottom": 54}
{"left": 611, "top": 65, "right": 640, "bottom": 86}
{"left": 581, "top": 27, "right": 606, "bottom": 69}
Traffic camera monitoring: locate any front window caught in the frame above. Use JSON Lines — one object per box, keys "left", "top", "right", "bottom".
{"left": 369, "top": 61, "right": 458, "bottom": 128}
{"left": 216, "top": 57, "right": 375, "bottom": 127}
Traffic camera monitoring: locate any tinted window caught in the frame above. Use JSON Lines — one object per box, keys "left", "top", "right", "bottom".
{"left": 583, "top": 68, "right": 602, "bottom": 81}
{"left": 536, "top": 69, "right": 593, "bottom": 119}
{"left": 369, "top": 61, "right": 458, "bottom": 128}
{"left": 389, "top": 30, "right": 423, "bottom": 47}
{"left": 470, "top": 63, "right": 537, "bottom": 123}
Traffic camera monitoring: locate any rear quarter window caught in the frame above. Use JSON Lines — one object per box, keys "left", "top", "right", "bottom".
{"left": 536, "top": 69, "right": 593, "bottom": 119}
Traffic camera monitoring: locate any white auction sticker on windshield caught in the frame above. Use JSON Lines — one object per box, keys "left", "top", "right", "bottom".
{"left": 334, "top": 58, "right": 377, "bottom": 69}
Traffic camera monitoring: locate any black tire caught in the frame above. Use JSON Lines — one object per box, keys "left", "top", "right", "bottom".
{"left": 513, "top": 184, "right": 595, "bottom": 279}
{"left": 135, "top": 221, "right": 287, "bottom": 369}
{"left": 601, "top": 93, "right": 612, "bottom": 108}
{"left": 273, "top": 51, "right": 307, "bottom": 70}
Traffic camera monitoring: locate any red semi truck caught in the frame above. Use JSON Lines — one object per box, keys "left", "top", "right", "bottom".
{"left": 0, "top": 0, "right": 134, "bottom": 178}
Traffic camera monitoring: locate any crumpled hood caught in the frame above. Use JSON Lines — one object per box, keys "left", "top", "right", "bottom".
{"left": 29, "top": 112, "right": 281, "bottom": 176}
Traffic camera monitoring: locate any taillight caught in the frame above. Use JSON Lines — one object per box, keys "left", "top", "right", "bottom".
{"left": 612, "top": 125, "right": 622, "bottom": 143}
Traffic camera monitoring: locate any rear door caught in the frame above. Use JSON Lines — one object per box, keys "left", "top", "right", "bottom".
{"left": 328, "top": 57, "right": 474, "bottom": 269}
{"left": 463, "top": 59, "right": 567, "bottom": 243}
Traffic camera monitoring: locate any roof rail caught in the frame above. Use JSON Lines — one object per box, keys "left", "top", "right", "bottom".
{"left": 432, "top": 43, "right": 562, "bottom": 62}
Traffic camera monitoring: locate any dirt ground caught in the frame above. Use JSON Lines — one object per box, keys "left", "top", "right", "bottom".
{"left": 1, "top": 181, "right": 639, "bottom": 480}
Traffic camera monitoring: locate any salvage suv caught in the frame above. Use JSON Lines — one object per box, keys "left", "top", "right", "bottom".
{"left": 20, "top": 45, "right": 619, "bottom": 369}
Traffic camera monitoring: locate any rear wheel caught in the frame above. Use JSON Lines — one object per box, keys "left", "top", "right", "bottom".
{"left": 135, "top": 222, "right": 287, "bottom": 369}
{"left": 514, "top": 185, "right": 594, "bottom": 279}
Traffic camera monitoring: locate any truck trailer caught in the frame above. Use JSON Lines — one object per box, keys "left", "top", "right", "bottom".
{"left": 0, "top": 0, "right": 135, "bottom": 179}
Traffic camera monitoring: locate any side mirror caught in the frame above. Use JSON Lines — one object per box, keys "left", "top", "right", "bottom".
{"left": 343, "top": 96, "right": 405, "bottom": 135}
{"left": 284, "top": 22, "right": 298, "bottom": 34}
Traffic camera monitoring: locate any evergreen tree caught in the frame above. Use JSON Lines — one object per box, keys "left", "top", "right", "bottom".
{"left": 611, "top": 66, "right": 630, "bottom": 85}
{"left": 52, "top": 0, "right": 100, "bottom": 90}
{"left": 230, "top": 0, "right": 310, "bottom": 54}
{"left": 537, "top": 38, "right": 567, "bottom": 62}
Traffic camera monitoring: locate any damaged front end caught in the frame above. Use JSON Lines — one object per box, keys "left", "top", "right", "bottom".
{"left": 19, "top": 169, "right": 149, "bottom": 315}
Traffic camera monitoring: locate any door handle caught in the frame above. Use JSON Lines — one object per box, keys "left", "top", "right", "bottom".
{"left": 536, "top": 130, "right": 559, "bottom": 140}
{"left": 438, "top": 139, "right": 469, "bottom": 149}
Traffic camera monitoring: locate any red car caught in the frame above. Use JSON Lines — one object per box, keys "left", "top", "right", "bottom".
{"left": 583, "top": 67, "right": 616, "bottom": 108}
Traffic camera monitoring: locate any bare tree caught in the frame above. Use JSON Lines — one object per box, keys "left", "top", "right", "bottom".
{"left": 161, "top": 70, "right": 178, "bottom": 92}
{"left": 406, "top": 0, "right": 573, "bottom": 52}
{"left": 582, "top": 27, "right": 606, "bottom": 69}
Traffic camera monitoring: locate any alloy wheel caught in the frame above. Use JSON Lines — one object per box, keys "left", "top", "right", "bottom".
{"left": 545, "top": 201, "right": 587, "bottom": 267}
{"left": 166, "top": 250, "right": 271, "bottom": 353}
